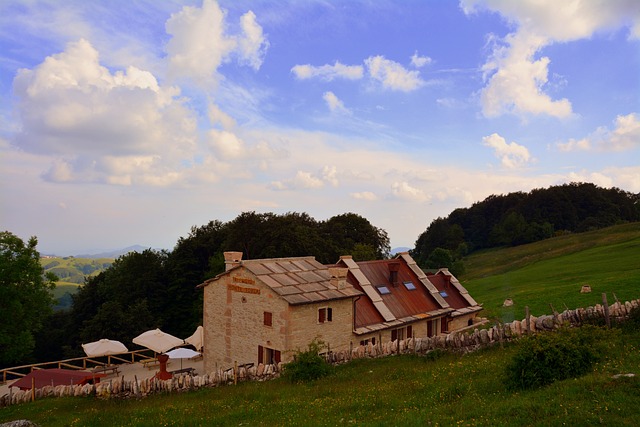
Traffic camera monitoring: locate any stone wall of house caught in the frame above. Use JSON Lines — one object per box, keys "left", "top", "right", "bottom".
{"left": 287, "top": 298, "right": 355, "bottom": 356}
{"left": 202, "top": 269, "right": 290, "bottom": 372}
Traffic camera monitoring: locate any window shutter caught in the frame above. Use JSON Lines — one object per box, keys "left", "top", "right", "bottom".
{"left": 264, "top": 311, "right": 272, "bottom": 326}
{"left": 327, "top": 307, "right": 333, "bottom": 322}
{"left": 274, "top": 350, "right": 281, "bottom": 364}
{"left": 258, "top": 345, "right": 264, "bottom": 364}
{"left": 318, "top": 308, "right": 325, "bottom": 323}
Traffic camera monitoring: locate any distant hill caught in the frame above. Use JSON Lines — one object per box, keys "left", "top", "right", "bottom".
{"left": 75, "top": 244, "right": 152, "bottom": 259}
{"left": 391, "top": 246, "right": 411, "bottom": 255}
{"left": 41, "top": 256, "right": 114, "bottom": 311}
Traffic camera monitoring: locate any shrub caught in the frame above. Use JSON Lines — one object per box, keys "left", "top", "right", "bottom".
{"left": 282, "top": 339, "right": 333, "bottom": 383}
{"left": 504, "top": 325, "right": 608, "bottom": 390}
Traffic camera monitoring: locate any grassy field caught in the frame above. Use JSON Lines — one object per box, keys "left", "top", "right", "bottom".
{"left": 41, "top": 257, "right": 113, "bottom": 310}
{"left": 1, "top": 324, "right": 639, "bottom": 426}
{"left": 2, "top": 223, "right": 638, "bottom": 425}
{"left": 461, "top": 222, "right": 640, "bottom": 321}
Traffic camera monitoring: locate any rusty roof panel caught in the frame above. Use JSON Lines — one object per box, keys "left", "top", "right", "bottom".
{"left": 296, "top": 270, "right": 326, "bottom": 283}
{"left": 262, "top": 262, "right": 287, "bottom": 274}
{"left": 283, "top": 294, "right": 311, "bottom": 305}
{"left": 272, "top": 285, "right": 303, "bottom": 296}
{"left": 318, "top": 289, "right": 348, "bottom": 300}
{"left": 260, "top": 275, "right": 283, "bottom": 289}
{"left": 297, "top": 282, "right": 328, "bottom": 293}
{"left": 243, "top": 263, "right": 274, "bottom": 276}
{"left": 270, "top": 273, "right": 302, "bottom": 286}
{"left": 427, "top": 273, "right": 473, "bottom": 310}
{"left": 355, "top": 259, "right": 446, "bottom": 323}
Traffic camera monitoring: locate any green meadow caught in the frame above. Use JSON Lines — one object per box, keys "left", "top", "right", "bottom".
{"left": 461, "top": 222, "right": 640, "bottom": 322}
{"left": 1, "top": 223, "right": 638, "bottom": 426}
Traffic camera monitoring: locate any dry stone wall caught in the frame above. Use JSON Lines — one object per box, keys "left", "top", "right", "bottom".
{"left": 1, "top": 297, "right": 638, "bottom": 408}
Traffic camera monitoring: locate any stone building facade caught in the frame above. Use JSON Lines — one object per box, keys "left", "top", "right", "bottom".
{"left": 199, "top": 251, "right": 482, "bottom": 372}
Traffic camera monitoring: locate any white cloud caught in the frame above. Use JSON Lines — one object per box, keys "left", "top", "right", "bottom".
{"left": 556, "top": 113, "right": 640, "bottom": 152}
{"left": 391, "top": 181, "right": 429, "bottom": 202}
{"left": 322, "top": 165, "right": 339, "bottom": 187}
{"left": 350, "top": 191, "right": 378, "bottom": 201}
{"left": 323, "top": 91, "right": 350, "bottom": 114}
{"left": 365, "top": 55, "right": 424, "bottom": 92}
{"left": 482, "top": 133, "right": 531, "bottom": 169}
{"left": 208, "top": 129, "right": 245, "bottom": 159}
{"left": 410, "top": 51, "right": 432, "bottom": 68}
{"left": 291, "top": 61, "right": 364, "bottom": 81}
{"left": 165, "top": 0, "right": 267, "bottom": 86}
{"left": 165, "top": 0, "right": 234, "bottom": 85}
{"left": 462, "top": 0, "right": 640, "bottom": 118}
{"left": 609, "top": 113, "right": 640, "bottom": 151}
{"left": 237, "top": 10, "right": 269, "bottom": 70}
{"left": 12, "top": 39, "right": 197, "bottom": 185}
{"left": 557, "top": 138, "right": 590, "bottom": 152}
{"left": 294, "top": 171, "right": 324, "bottom": 189}
{"left": 208, "top": 103, "right": 237, "bottom": 130}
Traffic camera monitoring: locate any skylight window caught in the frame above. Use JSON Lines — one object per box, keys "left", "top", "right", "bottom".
{"left": 439, "top": 291, "right": 449, "bottom": 298}
{"left": 377, "top": 285, "right": 391, "bottom": 295}
{"left": 403, "top": 281, "right": 416, "bottom": 290}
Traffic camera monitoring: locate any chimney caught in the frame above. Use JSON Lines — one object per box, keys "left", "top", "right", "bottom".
{"left": 389, "top": 262, "right": 400, "bottom": 286}
{"left": 329, "top": 267, "right": 349, "bottom": 290}
{"left": 224, "top": 251, "right": 243, "bottom": 271}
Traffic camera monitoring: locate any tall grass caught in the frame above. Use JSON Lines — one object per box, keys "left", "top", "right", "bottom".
{"left": 461, "top": 223, "right": 640, "bottom": 321}
{"left": 1, "top": 325, "right": 639, "bottom": 426}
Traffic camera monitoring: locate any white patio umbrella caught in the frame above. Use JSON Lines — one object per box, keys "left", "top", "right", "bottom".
{"left": 164, "top": 347, "right": 201, "bottom": 370}
{"left": 132, "top": 328, "right": 184, "bottom": 354}
{"left": 82, "top": 339, "right": 128, "bottom": 357}
{"left": 185, "top": 326, "right": 204, "bottom": 351}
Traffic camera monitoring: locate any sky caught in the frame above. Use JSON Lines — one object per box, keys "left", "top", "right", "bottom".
{"left": 1, "top": 0, "right": 639, "bottom": 256}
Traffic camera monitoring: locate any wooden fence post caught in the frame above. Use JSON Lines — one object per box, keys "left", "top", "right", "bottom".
{"left": 234, "top": 361, "right": 238, "bottom": 385}
{"left": 602, "top": 293, "right": 610, "bottom": 328}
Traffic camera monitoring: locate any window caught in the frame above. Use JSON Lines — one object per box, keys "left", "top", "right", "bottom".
{"left": 318, "top": 307, "right": 333, "bottom": 323}
{"left": 439, "top": 290, "right": 449, "bottom": 298}
{"left": 263, "top": 311, "right": 272, "bottom": 327}
{"left": 360, "top": 337, "right": 376, "bottom": 346}
{"left": 376, "top": 285, "right": 391, "bottom": 295}
{"left": 403, "top": 281, "right": 416, "bottom": 290}
{"left": 258, "top": 345, "right": 281, "bottom": 365}
{"left": 391, "top": 326, "right": 413, "bottom": 342}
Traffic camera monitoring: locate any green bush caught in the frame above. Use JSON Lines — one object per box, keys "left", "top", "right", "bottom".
{"left": 504, "top": 325, "right": 608, "bottom": 390}
{"left": 282, "top": 339, "right": 334, "bottom": 383}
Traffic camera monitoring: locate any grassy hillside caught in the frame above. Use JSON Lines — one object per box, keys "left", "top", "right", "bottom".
{"left": 41, "top": 256, "right": 113, "bottom": 284}
{"left": 1, "top": 325, "right": 639, "bottom": 426}
{"left": 41, "top": 257, "right": 113, "bottom": 310}
{"left": 460, "top": 222, "right": 640, "bottom": 321}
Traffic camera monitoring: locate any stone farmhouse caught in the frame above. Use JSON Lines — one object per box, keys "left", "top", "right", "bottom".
{"left": 199, "top": 251, "right": 482, "bottom": 372}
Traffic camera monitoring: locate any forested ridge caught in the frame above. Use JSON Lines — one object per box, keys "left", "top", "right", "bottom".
{"left": 411, "top": 183, "right": 640, "bottom": 271}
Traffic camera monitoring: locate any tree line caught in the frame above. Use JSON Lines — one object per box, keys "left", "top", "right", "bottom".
{"left": 2, "top": 212, "right": 389, "bottom": 367}
{"left": 411, "top": 183, "right": 640, "bottom": 270}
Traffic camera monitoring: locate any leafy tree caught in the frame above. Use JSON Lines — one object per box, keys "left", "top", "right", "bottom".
{"left": 0, "top": 232, "right": 57, "bottom": 366}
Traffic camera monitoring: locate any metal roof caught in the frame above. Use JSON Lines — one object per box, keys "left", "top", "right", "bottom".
{"left": 240, "top": 256, "right": 362, "bottom": 305}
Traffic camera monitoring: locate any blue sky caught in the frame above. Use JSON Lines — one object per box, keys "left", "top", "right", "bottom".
{"left": 1, "top": 0, "right": 639, "bottom": 255}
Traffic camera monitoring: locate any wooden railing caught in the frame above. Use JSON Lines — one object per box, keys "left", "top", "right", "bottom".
{"left": 1, "top": 349, "right": 156, "bottom": 384}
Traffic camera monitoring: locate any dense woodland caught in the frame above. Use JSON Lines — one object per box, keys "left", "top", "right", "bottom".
{"left": 4, "top": 183, "right": 639, "bottom": 367}
{"left": 411, "top": 183, "right": 640, "bottom": 271}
